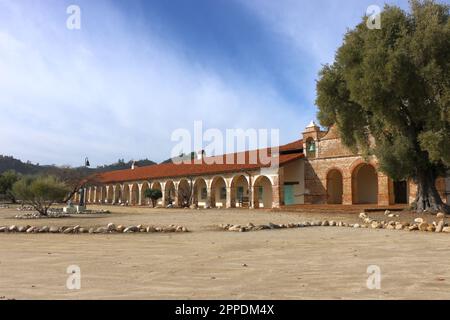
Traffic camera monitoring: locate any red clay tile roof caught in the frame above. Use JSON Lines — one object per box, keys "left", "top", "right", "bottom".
{"left": 279, "top": 139, "right": 303, "bottom": 152}
{"left": 88, "top": 140, "right": 304, "bottom": 184}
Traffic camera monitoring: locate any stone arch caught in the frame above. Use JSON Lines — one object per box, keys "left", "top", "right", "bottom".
{"left": 151, "top": 181, "right": 162, "bottom": 190}
{"left": 140, "top": 182, "right": 150, "bottom": 206}
{"left": 113, "top": 184, "right": 121, "bottom": 203}
{"left": 123, "top": 184, "right": 130, "bottom": 205}
{"left": 178, "top": 179, "right": 192, "bottom": 207}
{"left": 130, "top": 183, "right": 139, "bottom": 206}
{"left": 230, "top": 175, "right": 249, "bottom": 208}
{"left": 211, "top": 176, "right": 227, "bottom": 208}
{"left": 151, "top": 181, "right": 163, "bottom": 207}
{"left": 100, "top": 186, "right": 106, "bottom": 204}
{"left": 352, "top": 163, "right": 378, "bottom": 204}
{"left": 253, "top": 175, "right": 273, "bottom": 209}
{"left": 164, "top": 181, "right": 176, "bottom": 206}
{"left": 326, "top": 168, "right": 343, "bottom": 204}
{"left": 193, "top": 178, "right": 208, "bottom": 208}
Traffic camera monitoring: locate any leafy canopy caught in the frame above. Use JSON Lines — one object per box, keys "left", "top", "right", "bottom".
{"left": 12, "top": 175, "right": 70, "bottom": 215}
{"left": 144, "top": 188, "right": 163, "bottom": 200}
{"left": 0, "top": 170, "right": 20, "bottom": 201}
{"left": 316, "top": 0, "right": 449, "bottom": 181}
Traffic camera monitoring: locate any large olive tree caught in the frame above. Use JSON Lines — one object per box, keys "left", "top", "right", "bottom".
{"left": 316, "top": 0, "right": 449, "bottom": 213}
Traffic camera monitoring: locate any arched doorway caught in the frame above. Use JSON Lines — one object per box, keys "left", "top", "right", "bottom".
{"left": 253, "top": 176, "right": 273, "bottom": 209}
{"left": 193, "top": 178, "right": 208, "bottom": 208}
{"left": 123, "top": 184, "right": 130, "bottom": 205}
{"left": 130, "top": 184, "right": 139, "bottom": 205}
{"left": 114, "top": 184, "right": 121, "bottom": 204}
{"left": 100, "top": 187, "right": 106, "bottom": 204}
{"left": 230, "top": 175, "right": 249, "bottom": 208}
{"left": 151, "top": 182, "right": 163, "bottom": 207}
{"left": 352, "top": 164, "right": 378, "bottom": 204}
{"left": 393, "top": 180, "right": 408, "bottom": 204}
{"left": 211, "top": 176, "right": 227, "bottom": 208}
{"left": 178, "top": 179, "right": 192, "bottom": 208}
{"left": 140, "top": 182, "right": 150, "bottom": 206}
{"left": 164, "top": 181, "right": 176, "bottom": 206}
{"left": 327, "top": 169, "right": 343, "bottom": 204}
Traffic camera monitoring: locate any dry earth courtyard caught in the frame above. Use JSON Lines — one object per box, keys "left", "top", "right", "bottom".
{"left": 1, "top": 205, "right": 449, "bottom": 300}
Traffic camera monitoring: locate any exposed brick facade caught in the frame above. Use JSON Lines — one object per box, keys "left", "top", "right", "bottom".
{"left": 302, "top": 123, "right": 448, "bottom": 206}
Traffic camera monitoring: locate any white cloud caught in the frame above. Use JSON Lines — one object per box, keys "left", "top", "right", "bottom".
{"left": 0, "top": 0, "right": 307, "bottom": 166}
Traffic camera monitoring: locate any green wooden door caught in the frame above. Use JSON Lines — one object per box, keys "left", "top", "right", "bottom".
{"left": 284, "top": 185, "right": 294, "bottom": 205}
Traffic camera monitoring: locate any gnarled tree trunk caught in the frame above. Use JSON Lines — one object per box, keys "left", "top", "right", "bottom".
{"left": 413, "top": 169, "right": 450, "bottom": 214}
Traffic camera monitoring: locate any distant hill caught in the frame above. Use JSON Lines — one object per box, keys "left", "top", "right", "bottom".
{"left": 160, "top": 152, "right": 197, "bottom": 164}
{"left": 0, "top": 155, "right": 156, "bottom": 176}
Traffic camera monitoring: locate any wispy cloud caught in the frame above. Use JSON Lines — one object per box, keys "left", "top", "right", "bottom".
{"left": 0, "top": 0, "right": 410, "bottom": 166}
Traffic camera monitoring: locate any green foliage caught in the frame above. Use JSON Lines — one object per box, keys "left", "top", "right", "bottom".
{"left": 144, "top": 188, "right": 163, "bottom": 207}
{"left": 12, "top": 175, "right": 71, "bottom": 215}
{"left": 316, "top": 0, "right": 449, "bottom": 182}
{"left": 0, "top": 170, "right": 20, "bottom": 202}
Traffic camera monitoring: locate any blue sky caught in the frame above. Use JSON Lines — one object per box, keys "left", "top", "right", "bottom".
{"left": 0, "top": 0, "right": 410, "bottom": 166}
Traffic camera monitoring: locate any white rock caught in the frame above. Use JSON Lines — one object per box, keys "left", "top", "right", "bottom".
{"left": 26, "top": 226, "right": 35, "bottom": 233}
{"left": 228, "top": 225, "right": 241, "bottom": 232}
{"left": 63, "top": 227, "right": 74, "bottom": 234}
{"left": 435, "top": 220, "right": 444, "bottom": 233}
{"left": 17, "top": 226, "right": 27, "bottom": 232}
{"left": 436, "top": 213, "right": 445, "bottom": 219}
{"left": 39, "top": 226, "right": 49, "bottom": 233}
{"left": 95, "top": 227, "right": 108, "bottom": 233}
{"left": 442, "top": 227, "right": 450, "bottom": 233}
{"left": 414, "top": 218, "right": 424, "bottom": 224}
{"left": 371, "top": 221, "right": 381, "bottom": 229}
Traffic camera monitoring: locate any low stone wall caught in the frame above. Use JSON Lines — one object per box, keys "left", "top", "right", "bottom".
{"left": 0, "top": 223, "right": 188, "bottom": 234}
{"left": 217, "top": 211, "right": 449, "bottom": 233}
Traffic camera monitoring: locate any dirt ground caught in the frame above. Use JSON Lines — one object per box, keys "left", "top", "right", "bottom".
{"left": 0, "top": 205, "right": 449, "bottom": 300}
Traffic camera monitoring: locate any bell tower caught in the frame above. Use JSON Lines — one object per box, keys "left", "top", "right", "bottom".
{"left": 302, "top": 121, "right": 321, "bottom": 158}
